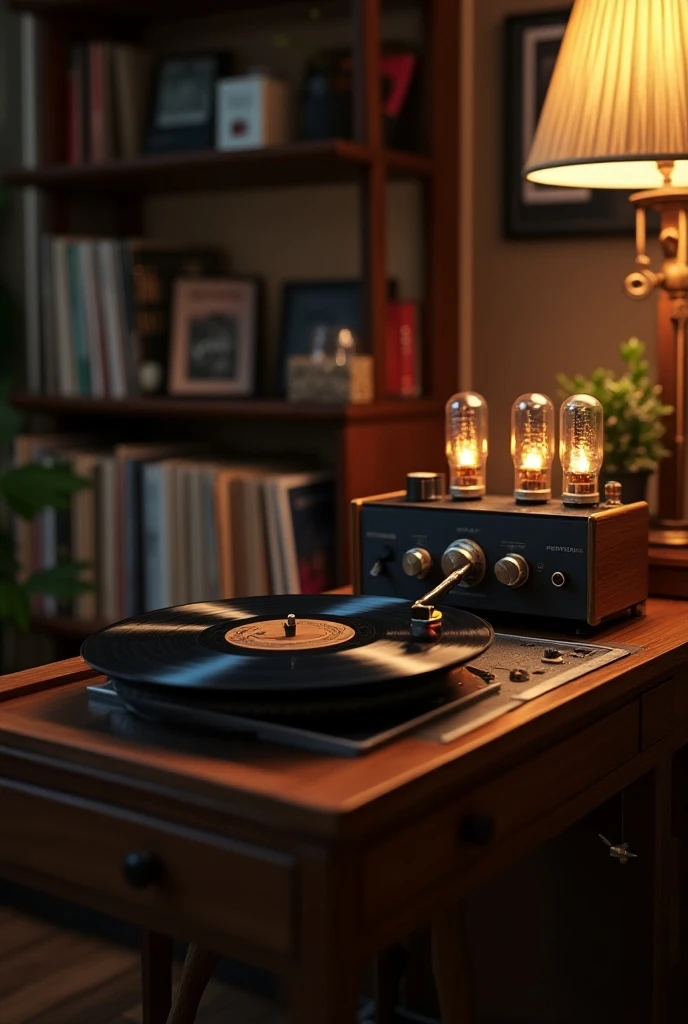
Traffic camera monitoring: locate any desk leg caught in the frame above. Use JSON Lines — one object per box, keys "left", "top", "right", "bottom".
{"left": 141, "top": 930, "right": 173, "bottom": 1024}
{"left": 431, "top": 902, "right": 475, "bottom": 1024}
{"left": 166, "top": 944, "right": 218, "bottom": 1024}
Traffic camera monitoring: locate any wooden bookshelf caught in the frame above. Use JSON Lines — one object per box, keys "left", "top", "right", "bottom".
{"left": 9, "top": 0, "right": 462, "bottom": 639}
{"left": 4, "top": 142, "right": 433, "bottom": 195}
{"left": 13, "top": 393, "right": 443, "bottom": 423}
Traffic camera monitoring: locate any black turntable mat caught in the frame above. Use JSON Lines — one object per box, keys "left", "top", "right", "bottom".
{"left": 81, "top": 595, "right": 493, "bottom": 695}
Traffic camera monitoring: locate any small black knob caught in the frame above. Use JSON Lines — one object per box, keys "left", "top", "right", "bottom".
{"left": 123, "top": 851, "right": 163, "bottom": 889}
{"left": 406, "top": 471, "right": 445, "bottom": 502}
{"left": 458, "top": 813, "right": 494, "bottom": 846}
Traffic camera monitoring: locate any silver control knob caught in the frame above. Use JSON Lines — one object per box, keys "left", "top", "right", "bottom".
{"left": 402, "top": 547, "right": 433, "bottom": 578}
{"left": 494, "top": 553, "right": 529, "bottom": 588}
{"left": 440, "top": 539, "right": 486, "bottom": 587}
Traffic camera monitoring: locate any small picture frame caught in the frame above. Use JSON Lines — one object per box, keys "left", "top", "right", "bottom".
{"left": 503, "top": 10, "right": 642, "bottom": 238}
{"left": 168, "top": 277, "right": 259, "bottom": 397}
{"left": 278, "top": 280, "right": 364, "bottom": 395}
{"left": 145, "top": 52, "right": 231, "bottom": 154}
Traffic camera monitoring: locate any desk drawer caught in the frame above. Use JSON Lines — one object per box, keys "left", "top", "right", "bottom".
{"left": 0, "top": 780, "right": 296, "bottom": 957}
{"left": 362, "top": 702, "right": 639, "bottom": 921}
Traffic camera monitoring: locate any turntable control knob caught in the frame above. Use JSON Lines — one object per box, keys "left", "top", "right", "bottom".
{"left": 402, "top": 547, "right": 433, "bottom": 578}
{"left": 494, "top": 553, "right": 529, "bottom": 588}
{"left": 441, "top": 539, "right": 486, "bottom": 587}
{"left": 406, "top": 471, "right": 446, "bottom": 502}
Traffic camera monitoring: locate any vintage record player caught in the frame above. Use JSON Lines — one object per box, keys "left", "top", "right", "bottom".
{"left": 83, "top": 391, "right": 646, "bottom": 757}
{"left": 83, "top": 592, "right": 632, "bottom": 757}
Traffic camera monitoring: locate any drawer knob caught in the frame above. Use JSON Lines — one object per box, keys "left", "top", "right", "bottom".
{"left": 458, "top": 813, "right": 494, "bottom": 846}
{"left": 123, "top": 851, "right": 163, "bottom": 889}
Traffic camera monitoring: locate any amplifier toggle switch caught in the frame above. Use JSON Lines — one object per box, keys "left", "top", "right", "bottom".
{"left": 402, "top": 547, "right": 433, "bottom": 578}
{"left": 494, "top": 553, "right": 529, "bottom": 588}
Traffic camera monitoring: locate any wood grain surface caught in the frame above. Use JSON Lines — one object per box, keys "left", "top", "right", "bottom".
{"left": 0, "top": 906, "right": 280, "bottom": 1024}
{"left": 0, "top": 599, "right": 685, "bottom": 845}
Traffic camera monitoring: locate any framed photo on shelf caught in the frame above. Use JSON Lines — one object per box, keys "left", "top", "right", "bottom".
{"left": 278, "top": 279, "right": 364, "bottom": 394}
{"left": 503, "top": 10, "right": 639, "bottom": 238}
{"left": 168, "top": 277, "right": 259, "bottom": 397}
{"left": 145, "top": 52, "right": 231, "bottom": 154}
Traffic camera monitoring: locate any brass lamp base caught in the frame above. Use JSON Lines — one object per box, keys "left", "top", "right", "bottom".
{"left": 626, "top": 169, "right": 688, "bottom": 580}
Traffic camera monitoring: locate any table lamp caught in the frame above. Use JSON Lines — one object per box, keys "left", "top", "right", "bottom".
{"left": 523, "top": 0, "right": 688, "bottom": 589}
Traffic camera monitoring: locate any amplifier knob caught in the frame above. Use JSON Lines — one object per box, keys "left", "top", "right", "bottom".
{"left": 406, "top": 472, "right": 445, "bottom": 502}
{"left": 441, "top": 539, "right": 486, "bottom": 587}
{"left": 494, "top": 554, "right": 529, "bottom": 588}
{"left": 402, "top": 547, "right": 433, "bottom": 578}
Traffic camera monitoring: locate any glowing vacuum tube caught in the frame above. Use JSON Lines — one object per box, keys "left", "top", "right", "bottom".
{"left": 559, "top": 394, "right": 604, "bottom": 505}
{"left": 511, "top": 393, "right": 555, "bottom": 503}
{"left": 445, "top": 392, "right": 488, "bottom": 499}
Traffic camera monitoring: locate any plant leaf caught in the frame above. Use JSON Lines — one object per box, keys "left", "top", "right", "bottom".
{"left": 25, "top": 562, "right": 94, "bottom": 598}
{"left": 0, "top": 400, "right": 22, "bottom": 444}
{"left": 0, "top": 464, "right": 91, "bottom": 519}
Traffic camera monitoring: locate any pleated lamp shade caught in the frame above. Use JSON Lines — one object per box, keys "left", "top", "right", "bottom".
{"left": 524, "top": 0, "right": 688, "bottom": 190}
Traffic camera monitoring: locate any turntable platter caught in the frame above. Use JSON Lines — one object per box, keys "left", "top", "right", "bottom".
{"left": 81, "top": 595, "right": 493, "bottom": 694}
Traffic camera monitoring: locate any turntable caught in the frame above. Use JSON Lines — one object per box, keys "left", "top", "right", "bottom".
{"left": 83, "top": 591, "right": 631, "bottom": 756}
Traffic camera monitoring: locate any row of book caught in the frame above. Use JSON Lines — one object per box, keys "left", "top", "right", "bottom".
{"left": 65, "top": 41, "right": 149, "bottom": 164}
{"left": 41, "top": 235, "right": 223, "bottom": 398}
{"left": 14, "top": 437, "right": 336, "bottom": 624}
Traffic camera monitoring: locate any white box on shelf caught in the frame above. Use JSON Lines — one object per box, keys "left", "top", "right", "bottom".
{"left": 215, "top": 74, "right": 290, "bottom": 151}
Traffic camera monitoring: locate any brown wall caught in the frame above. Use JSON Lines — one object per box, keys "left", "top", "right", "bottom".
{"left": 471, "top": 0, "right": 657, "bottom": 497}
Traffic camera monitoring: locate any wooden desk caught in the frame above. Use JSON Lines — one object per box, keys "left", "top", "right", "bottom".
{"left": 1, "top": 599, "right": 687, "bottom": 1022}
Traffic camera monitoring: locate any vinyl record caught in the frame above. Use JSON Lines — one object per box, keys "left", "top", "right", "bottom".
{"left": 81, "top": 595, "right": 493, "bottom": 694}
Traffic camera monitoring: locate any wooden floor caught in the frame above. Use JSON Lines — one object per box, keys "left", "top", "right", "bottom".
{"left": 0, "top": 906, "right": 284, "bottom": 1024}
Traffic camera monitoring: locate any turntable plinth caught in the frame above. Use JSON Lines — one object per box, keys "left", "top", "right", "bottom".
{"left": 0, "top": 598, "right": 687, "bottom": 1023}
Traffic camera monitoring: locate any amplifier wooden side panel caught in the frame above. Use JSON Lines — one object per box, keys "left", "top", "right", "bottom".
{"left": 590, "top": 503, "right": 649, "bottom": 624}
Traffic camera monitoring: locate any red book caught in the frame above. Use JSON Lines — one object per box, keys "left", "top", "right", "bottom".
{"left": 386, "top": 301, "right": 421, "bottom": 397}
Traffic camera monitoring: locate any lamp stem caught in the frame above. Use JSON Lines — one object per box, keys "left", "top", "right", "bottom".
{"left": 672, "top": 307, "right": 687, "bottom": 522}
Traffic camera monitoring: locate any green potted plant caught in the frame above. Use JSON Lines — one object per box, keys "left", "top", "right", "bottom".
{"left": 557, "top": 337, "right": 673, "bottom": 503}
{"left": 0, "top": 401, "right": 93, "bottom": 629}
{"left": 0, "top": 187, "right": 92, "bottom": 631}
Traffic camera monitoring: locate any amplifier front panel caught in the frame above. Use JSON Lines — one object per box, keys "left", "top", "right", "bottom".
{"left": 358, "top": 504, "right": 590, "bottom": 621}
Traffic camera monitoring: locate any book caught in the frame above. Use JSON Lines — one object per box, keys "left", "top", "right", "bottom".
{"left": 272, "top": 472, "right": 336, "bottom": 593}
{"left": 96, "top": 239, "right": 128, "bottom": 399}
{"left": 112, "top": 43, "right": 149, "bottom": 159}
{"left": 386, "top": 300, "right": 421, "bottom": 397}
{"left": 51, "top": 238, "right": 78, "bottom": 396}
{"left": 67, "top": 241, "right": 91, "bottom": 396}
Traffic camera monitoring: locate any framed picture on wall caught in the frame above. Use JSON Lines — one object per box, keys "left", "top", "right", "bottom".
{"left": 168, "top": 277, "right": 260, "bottom": 396}
{"left": 503, "top": 10, "right": 644, "bottom": 238}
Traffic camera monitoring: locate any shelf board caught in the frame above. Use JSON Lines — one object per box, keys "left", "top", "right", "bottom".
{"left": 10, "top": 0, "right": 351, "bottom": 22}
{"left": 3, "top": 142, "right": 433, "bottom": 195}
{"left": 13, "top": 394, "right": 443, "bottom": 424}
{"left": 29, "top": 614, "right": 106, "bottom": 639}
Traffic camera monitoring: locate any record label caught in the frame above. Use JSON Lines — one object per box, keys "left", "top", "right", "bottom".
{"left": 225, "top": 618, "right": 356, "bottom": 651}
